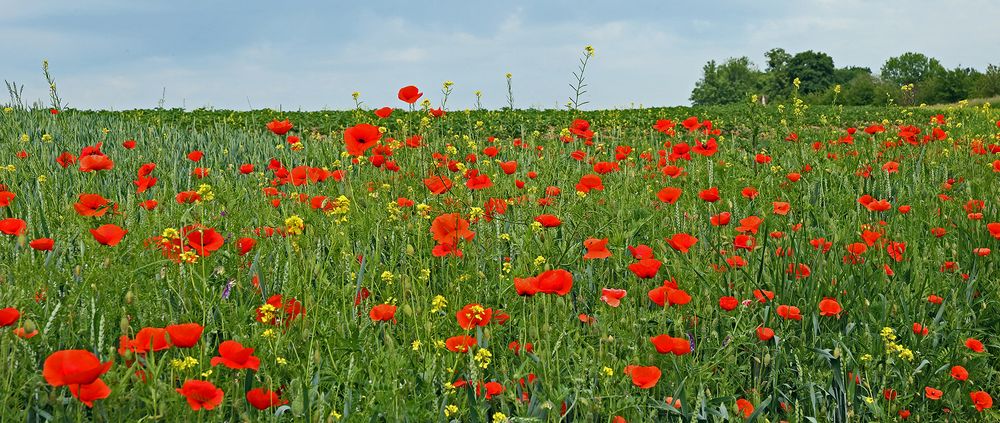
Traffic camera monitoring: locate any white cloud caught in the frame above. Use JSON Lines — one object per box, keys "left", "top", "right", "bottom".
{"left": 2, "top": 1, "right": 999, "bottom": 110}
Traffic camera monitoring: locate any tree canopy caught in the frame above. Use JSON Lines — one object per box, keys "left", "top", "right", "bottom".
{"left": 690, "top": 49, "right": 1000, "bottom": 105}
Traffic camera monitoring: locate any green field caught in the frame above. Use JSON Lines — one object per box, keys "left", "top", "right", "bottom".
{"left": 0, "top": 101, "right": 998, "bottom": 421}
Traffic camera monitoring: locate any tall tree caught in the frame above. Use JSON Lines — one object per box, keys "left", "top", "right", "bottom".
{"left": 690, "top": 57, "right": 763, "bottom": 105}
{"left": 762, "top": 48, "right": 792, "bottom": 100}
{"left": 880, "top": 52, "right": 946, "bottom": 86}
{"left": 786, "top": 50, "right": 835, "bottom": 95}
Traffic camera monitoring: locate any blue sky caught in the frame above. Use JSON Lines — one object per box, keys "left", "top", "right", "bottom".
{"left": 2, "top": 0, "right": 999, "bottom": 110}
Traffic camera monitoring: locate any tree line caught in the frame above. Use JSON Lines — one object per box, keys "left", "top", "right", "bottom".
{"left": 690, "top": 49, "right": 1000, "bottom": 106}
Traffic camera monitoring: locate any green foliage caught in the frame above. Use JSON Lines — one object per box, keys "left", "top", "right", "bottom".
{"left": 881, "top": 52, "right": 946, "bottom": 86}
{"left": 786, "top": 50, "right": 836, "bottom": 95}
{"left": 693, "top": 49, "right": 999, "bottom": 106}
{"left": 689, "top": 57, "right": 762, "bottom": 106}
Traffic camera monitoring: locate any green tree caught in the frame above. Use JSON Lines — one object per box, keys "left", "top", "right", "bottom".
{"left": 762, "top": 48, "right": 793, "bottom": 100}
{"left": 786, "top": 50, "right": 836, "bottom": 95}
{"left": 918, "top": 67, "right": 981, "bottom": 104}
{"left": 880, "top": 52, "right": 946, "bottom": 86}
{"left": 838, "top": 74, "right": 900, "bottom": 106}
{"left": 689, "top": 57, "right": 763, "bottom": 105}
{"left": 972, "top": 64, "right": 1000, "bottom": 98}
{"left": 833, "top": 66, "right": 872, "bottom": 85}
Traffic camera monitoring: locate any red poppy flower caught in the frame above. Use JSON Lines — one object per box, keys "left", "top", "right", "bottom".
{"left": 569, "top": 119, "right": 594, "bottom": 140}
{"left": 374, "top": 107, "right": 393, "bottom": 118}
{"left": 187, "top": 150, "right": 203, "bottom": 162}
{"left": 736, "top": 398, "right": 755, "bottom": 418}
{"left": 430, "top": 213, "right": 475, "bottom": 246}
{"left": 698, "top": 187, "right": 720, "bottom": 202}
{"left": 0, "top": 190, "right": 14, "bottom": 207}
{"left": 369, "top": 304, "right": 397, "bottom": 323}
{"left": 79, "top": 155, "right": 114, "bottom": 172}
{"left": 710, "top": 212, "right": 731, "bottom": 226}
{"left": 445, "top": 335, "right": 476, "bottom": 353}
{"left": 43, "top": 350, "right": 112, "bottom": 387}
{"left": 925, "top": 386, "right": 943, "bottom": 400}
{"left": 29, "top": 238, "right": 54, "bottom": 251}
{"left": 649, "top": 334, "right": 690, "bottom": 355}
{"left": 719, "top": 296, "right": 738, "bottom": 311}
{"left": 628, "top": 245, "right": 654, "bottom": 260}
{"left": 965, "top": 338, "right": 986, "bottom": 353}
{"left": 648, "top": 280, "right": 691, "bottom": 307}
{"left": 246, "top": 388, "right": 289, "bottom": 410}
{"left": 534, "top": 214, "right": 562, "bottom": 227}
{"left": 74, "top": 194, "right": 112, "bottom": 217}
{"left": 236, "top": 237, "right": 256, "bottom": 256}
{"left": 534, "top": 269, "right": 573, "bottom": 295}
{"left": 0, "top": 217, "right": 27, "bottom": 236}
{"left": 175, "top": 191, "right": 202, "bottom": 204}
{"left": 514, "top": 277, "right": 539, "bottom": 296}
{"left": 69, "top": 379, "right": 111, "bottom": 408}
{"left": 657, "top": 187, "right": 682, "bottom": 204}
{"left": 600, "top": 288, "right": 627, "bottom": 307}
{"left": 986, "top": 223, "right": 1000, "bottom": 240}
{"left": 0, "top": 307, "right": 19, "bottom": 327}
{"left": 176, "top": 380, "right": 224, "bottom": 410}
{"left": 56, "top": 151, "right": 77, "bottom": 168}
{"left": 465, "top": 173, "right": 493, "bottom": 190}
{"left": 970, "top": 391, "right": 993, "bottom": 412}
{"left": 424, "top": 175, "right": 453, "bottom": 195}
{"left": 629, "top": 258, "right": 662, "bottom": 279}
{"left": 266, "top": 119, "right": 293, "bottom": 135}
{"left": 255, "top": 295, "right": 304, "bottom": 326}
{"left": 134, "top": 176, "right": 157, "bottom": 193}
{"left": 120, "top": 327, "right": 171, "bottom": 355}
{"left": 624, "top": 365, "right": 661, "bottom": 389}
{"left": 397, "top": 85, "right": 422, "bottom": 104}
{"left": 583, "top": 238, "right": 611, "bottom": 259}
{"left": 185, "top": 227, "right": 224, "bottom": 256}
{"left": 950, "top": 365, "right": 969, "bottom": 381}
{"left": 818, "top": 298, "right": 842, "bottom": 317}
{"left": 343, "top": 123, "right": 382, "bottom": 156}
{"left": 456, "top": 303, "right": 492, "bottom": 329}
{"left": 576, "top": 174, "right": 604, "bottom": 192}
{"left": 90, "top": 224, "right": 127, "bottom": 246}
{"left": 756, "top": 326, "right": 775, "bottom": 341}
{"left": 166, "top": 323, "right": 204, "bottom": 348}
{"left": 776, "top": 304, "right": 802, "bottom": 320}
{"left": 666, "top": 233, "right": 698, "bottom": 253}
{"left": 211, "top": 340, "right": 260, "bottom": 371}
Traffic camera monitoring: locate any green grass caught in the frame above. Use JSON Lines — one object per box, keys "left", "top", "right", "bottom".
{"left": 0, "top": 103, "right": 998, "bottom": 421}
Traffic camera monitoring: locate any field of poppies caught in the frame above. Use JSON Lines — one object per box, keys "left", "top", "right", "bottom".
{"left": 0, "top": 90, "right": 998, "bottom": 422}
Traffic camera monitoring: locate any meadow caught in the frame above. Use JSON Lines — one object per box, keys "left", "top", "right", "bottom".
{"left": 0, "top": 90, "right": 998, "bottom": 422}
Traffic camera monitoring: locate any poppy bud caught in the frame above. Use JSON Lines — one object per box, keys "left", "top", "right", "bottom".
{"left": 22, "top": 318, "right": 36, "bottom": 333}
{"left": 400, "top": 304, "right": 413, "bottom": 317}
{"left": 763, "top": 353, "right": 771, "bottom": 366}
{"left": 313, "top": 350, "right": 322, "bottom": 365}
{"left": 120, "top": 317, "right": 130, "bottom": 334}
{"left": 125, "top": 291, "right": 135, "bottom": 304}
{"left": 405, "top": 244, "right": 415, "bottom": 256}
